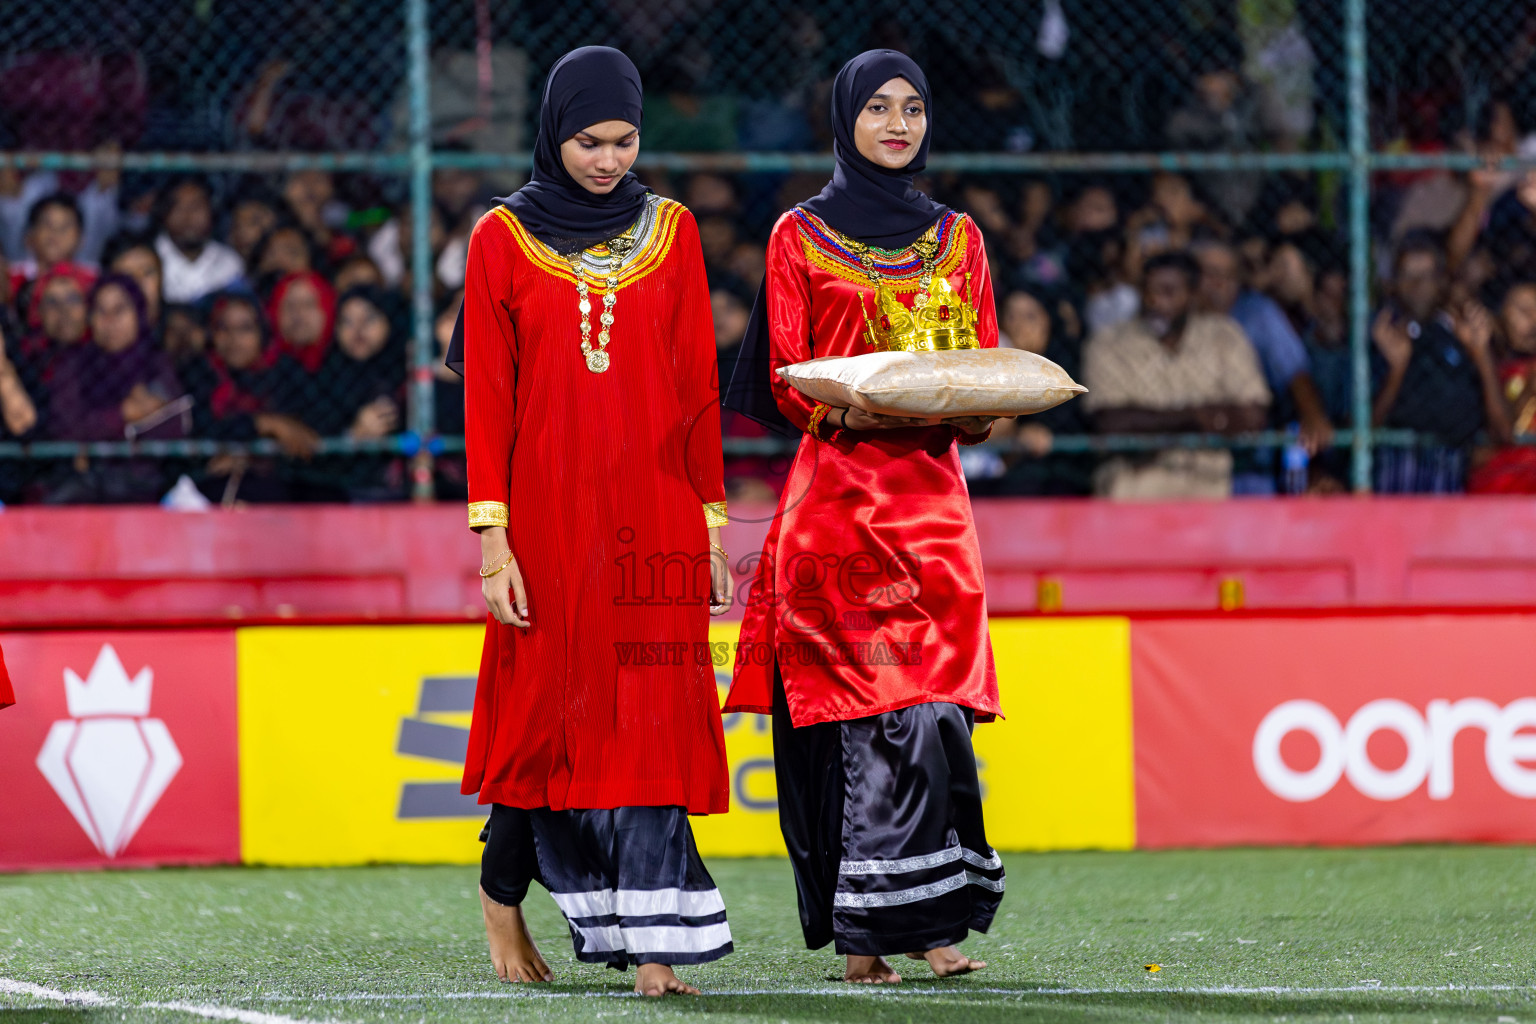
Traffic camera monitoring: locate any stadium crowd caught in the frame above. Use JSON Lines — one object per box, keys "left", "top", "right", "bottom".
{"left": 4, "top": 8, "right": 1536, "bottom": 504}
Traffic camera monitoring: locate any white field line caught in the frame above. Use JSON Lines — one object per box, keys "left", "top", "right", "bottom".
{"left": 0, "top": 978, "right": 114, "bottom": 1005}
{"left": 252, "top": 982, "right": 1536, "bottom": 1001}
{"left": 0, "top": 977, "right": 339, "bottom": 1024}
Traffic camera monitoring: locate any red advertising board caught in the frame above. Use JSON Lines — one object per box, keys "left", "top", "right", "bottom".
{"left": 0, "top": 631, "right": 240, "bottom": 870}
{"left": 1133, "top": 614, "right": 1536, "bottom": 847}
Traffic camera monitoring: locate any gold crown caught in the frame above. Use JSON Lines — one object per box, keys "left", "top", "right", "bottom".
{"left": 860, "top": 273, "right": 980, "bottom": 352}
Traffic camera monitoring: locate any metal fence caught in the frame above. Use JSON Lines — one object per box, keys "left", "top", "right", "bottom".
{"left": 1, "top": 0, "right": 1534, "bottom": 501}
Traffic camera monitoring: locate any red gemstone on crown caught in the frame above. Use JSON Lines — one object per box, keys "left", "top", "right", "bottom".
{"left": 879, "top": 315, "right": 891, "bottom": 330}
{"left": 939, "top": 305, "right": 951, "bottom": 321}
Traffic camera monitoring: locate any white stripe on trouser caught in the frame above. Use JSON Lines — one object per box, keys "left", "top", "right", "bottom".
{"left": 620, "top": 922, "right": 733, "bottom": 954}
{"left": 832, "top": 869, "right": 1006, "bottom": 909}
{"left": 839, "top": 845, "right": 1003, "bottom": 875}
{"left": 570, "top": 922, "right": 733, "bottom": 956}
{"left": 549, "top": 887, "right": 725, "bottom": 920}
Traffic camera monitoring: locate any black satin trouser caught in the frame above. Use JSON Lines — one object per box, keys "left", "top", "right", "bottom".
{"left": 770, "top": 665, "right": 1005, "bottom": 956}
{"left": 479, "top": 803, "right": 732, "bottom": 969}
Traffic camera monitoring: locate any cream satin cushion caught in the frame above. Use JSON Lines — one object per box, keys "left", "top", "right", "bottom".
{"left": 776, "top": 348, "right": 1086, "bottom": 419}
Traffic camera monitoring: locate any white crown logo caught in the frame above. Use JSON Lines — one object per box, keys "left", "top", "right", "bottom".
{"left": 64, "top": 645, "right": 153, "bottom": 717}
{"left": 36, "top": 644, "right": 182, "bottom": 858}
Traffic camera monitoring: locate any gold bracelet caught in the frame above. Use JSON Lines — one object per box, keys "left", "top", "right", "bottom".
{"left": 710, "top": 541, "right": 727, "bottom": 558}
{"left": 479, "top": 550, "right": 515, "bottom": 578}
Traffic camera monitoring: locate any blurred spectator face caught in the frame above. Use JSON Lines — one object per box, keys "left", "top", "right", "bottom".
{"left": 212, "top": 300, "right": 264, "bottom": 370}
{"left": 1195, "top": 70, "right": 1241, "bottom": 113}
{"left": 432, "top": 167, "right": 482, "bottom": 218}
{"left": 1275, "top": 199, "right": 1316, "bottom": 236}
{"left": 89, "top": 283, "right": 140, "bottom": 354}
{"left": 852, "top": 77, "right": 926, "bottom": 170}
{"left": 559, "top": 120, "right": 640, "bottom": 195}
{"left": 1151, "top": 173, "right": 1201, "bottom": 226}
{"left": 698, "top": 216, "right": 737, "bottom": 266}
{"left": 258, "top": 226, "right": 314, "bottom": 277}
{"left": 1001, "top": 291, "right": 1051, "bottom": 354}
{"left": 229, "top": 199, "right": 278, "bottom": 262}
{"left": 334, "top": 256, "right": 384, "bottom": 294}
{"left": 39, "top": 276, "right": 87, "bottom": 344}
{"left": 1195, "top": 245, "right": 1242, "bottom": 314}
{"left": 1501, "top": 283, "right": 1536, "bottom": 356}
{"left": 1067, "top": 187, "right": 1117, "bottom": 234}
{"left": 109, "top": 245, "right": 162, "bottom": 322}
{"left": 1267, "top": 244, "right": 1314, "bottom": 309}
{"left": 28, "top": 202, "right": 82, "bottom": 269}
{"left": 1020, "top": 180, "right": 1052, "bottom": 229}
{"left": 1394, "top": 250, "right": 1444, "bottom": 322}
{"left": 962, "top": 185, "right": 1010, "bottom": 235}
{"left": 284, "top": 171, "right": 334, "bottom": 232}
{"left": 728, "top": 242, "right": 766, "bottom": 285}
{"left": 1517, "top": 171, "right": 1536, "bottom": 214}
{"left": 1487, "top": 101, "right": 1519, "bottom": 151}
{"left": 686, "top": 174, "right": 736, "bottom": 216}
{"left": 278, "top": 278, "right": 327, "bottom": 348}
{"left": 1313, "top": 270, "right": 1348, "bottom": 346}
{"left": 710, "top": 289, "right": 749, "bottom": 350}
{"left": 1142, "top": 266, "right": 1192, "bottom": 338}
{"left": 163, "top": 306, "right": 207, "bottom": 361}
{"left": 165, "top": 183, "right": 214, "bottom": 250}
{"left": 336, "top": 295, "right": 390, "bottom": 362}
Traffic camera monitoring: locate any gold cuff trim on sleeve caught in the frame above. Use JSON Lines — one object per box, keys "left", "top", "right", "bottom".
{"left": 703, "top": 501, "right": 729, "bottom": 528}
{"left": 806, "top": 402, "right": 832, "bottom": 439}
{"left": 468, "top": 501, "right": 510, "bottom": 529}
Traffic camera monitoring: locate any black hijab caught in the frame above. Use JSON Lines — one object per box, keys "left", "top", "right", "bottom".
{"left": 445, "top": 46, "right": 648, "bottom": 375}
{"left": 723, "top": 49, "right": 949, "bottom": 435}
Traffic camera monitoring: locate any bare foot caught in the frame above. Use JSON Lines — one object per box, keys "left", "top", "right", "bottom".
{"left": 906, "top": 946, "right": 986, "bottom": 977}
{"left": 479, "top": 885, "right": 552, "bottom": 982}
{"left": 844, "top": 955, "right": 902, "bottom": 983}
{"left": 634, "top": 963, "right": 700, "bottom": 996}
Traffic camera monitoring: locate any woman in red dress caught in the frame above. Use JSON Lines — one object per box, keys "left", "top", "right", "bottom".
{"left": 450, "top": 46, "right": 732, "bottom": 997}
{"left": 722, "top": 50, "right": 1006, "bottom": 984}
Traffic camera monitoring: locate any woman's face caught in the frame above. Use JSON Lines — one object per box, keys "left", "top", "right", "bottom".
{"left": 90, "top": 283, "right": 140, "bottom": 354}
{"left": 1502, "top": 283, "right": 1536, "bottom": 356}
{"left": 213, "top": 301, "right": 264, "bottom": 370}
{"left": 336, "top": 296, "right": 390, "bottom": 361}
{"left": 260, "top": 227, "right": 312, "bottom": 276}
{"left": 278, "top": 279, "right": 326, "bottom": 346}
{"left": 1267, "top": 244, "right": 1314, "bottom": 307}
{"left": 110, "top": 247, "right": 162, "bottom": 319}
{"left": 559, "top": 120, "right": 640, "bottom": 195}
{"left": 230, "top": 200, "right": 277, "bottom": 260}
{"left": 1002, "top": 292, "right": 1051, "bottom": 354}
{"left": 853, "top": 76, "right": 926, "bottom": 170}
{"left": 30, "top": 204, "right": 82, "bottom": 268}
{"left": 39, "top": 277, "right": 87, "bottom": 344}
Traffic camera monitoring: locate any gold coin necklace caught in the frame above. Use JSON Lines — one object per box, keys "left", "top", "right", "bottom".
{"left": 570, "top": 234, "right": 634, "bottom": 374}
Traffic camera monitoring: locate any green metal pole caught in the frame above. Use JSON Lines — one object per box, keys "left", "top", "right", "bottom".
{"left": 1346, "top": 0, "right": 1372, "bottom": 492}
{"left": 406, "top": 0, "right": 436, "bottom": 501}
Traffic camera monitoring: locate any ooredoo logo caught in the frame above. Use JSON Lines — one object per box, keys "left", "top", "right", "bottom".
{"left": 34, "top": 644, "right": 184, "bottom": 856}
{"left": 1253, "top": 698, "right": 1536, "bottom": 802}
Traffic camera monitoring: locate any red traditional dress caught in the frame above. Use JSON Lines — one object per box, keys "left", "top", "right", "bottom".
{"left": 459, "top": 193, "right": 729, "bottom": 815}
{"left": 0, "top": 642, "right": 13, "bottom": 709}
{"left": 723, "top": 207, "right": 1002, "bottom": 727}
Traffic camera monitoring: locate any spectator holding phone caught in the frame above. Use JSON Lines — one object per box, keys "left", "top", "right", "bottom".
{"left": 1370, "top": 233, "right": 1509, "bottom": 493}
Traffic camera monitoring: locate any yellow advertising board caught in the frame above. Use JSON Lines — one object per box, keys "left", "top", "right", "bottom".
{"left": 236, "top": 618, "right": 1134, "bottom": 866}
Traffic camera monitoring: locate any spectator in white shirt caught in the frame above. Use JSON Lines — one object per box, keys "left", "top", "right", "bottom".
{"left": 153, "top": 178, "right": 245, "bottom": 304}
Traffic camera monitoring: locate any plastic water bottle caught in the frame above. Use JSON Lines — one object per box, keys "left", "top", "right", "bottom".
{"left": 1283, "top": 428, "right": 1309, "bottom": 495}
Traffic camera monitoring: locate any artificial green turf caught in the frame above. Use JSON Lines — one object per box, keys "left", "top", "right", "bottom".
{"left": 2, "top": 848, "right": 1533, "bottom": 1023}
